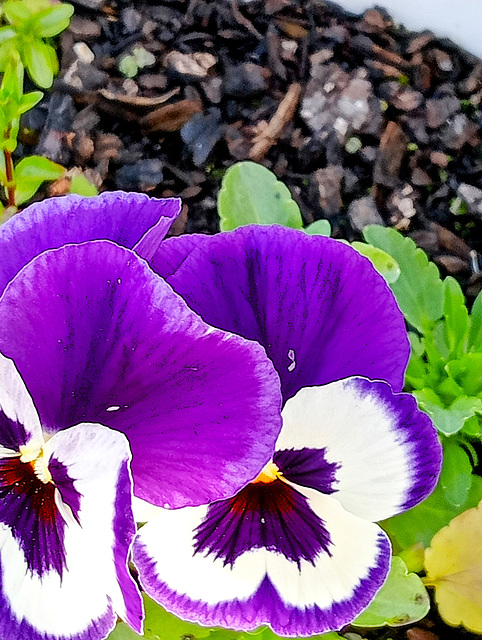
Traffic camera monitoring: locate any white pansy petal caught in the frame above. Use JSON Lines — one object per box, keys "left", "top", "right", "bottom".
{"left": 277, "top": 378, "right": 442, "bottom": 521}
{"left": 133, "top": 482, "right": 390, "bottom": 636}
{"left": 0, "top": 353, "right": 42, "bottom": 452}
{"left": 0, "top": 423, "right": 143, "bottom": 640}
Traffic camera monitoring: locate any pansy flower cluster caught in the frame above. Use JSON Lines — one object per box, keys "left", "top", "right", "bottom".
{"left": 0, "top": 192, "right": 441, "bottom": 640}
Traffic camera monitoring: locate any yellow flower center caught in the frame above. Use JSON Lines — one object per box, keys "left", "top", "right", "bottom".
{"left": 19, "top": 444, "right": 52, "bottom": 484}
{"left": 252, "top": 461, "right": 282, "bottom": 484}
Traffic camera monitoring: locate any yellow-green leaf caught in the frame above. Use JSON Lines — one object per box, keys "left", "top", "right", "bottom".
{"left": 353, "top": 556, "right": 429, "bottom": 627}
{"left": 424, "top": 500, "right": 482, "bottom": 633}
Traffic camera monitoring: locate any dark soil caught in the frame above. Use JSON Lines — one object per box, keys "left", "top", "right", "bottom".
{"left": 16, "top": 1, "right": 482, "bottom": 638}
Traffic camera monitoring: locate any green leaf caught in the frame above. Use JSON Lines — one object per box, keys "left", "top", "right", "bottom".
{"left": 107, "top": 595, "right": 212, "bottom": 640}
{"left": 439, "top": 442, "right": 473, "bottom": 508}
{"left": 443, "top": 277, "right": 469, "bottom": 357}
{"left": 3, "top": 1, "right": 32, "bottom": 24}
{"left": 469, "top": 288, "right": 482, "bottom": 351}
{"left": 30, "top": 4, "right": 74, "bottom": 38}
{"left": 13, "top": 155, "right": 64, "bottom": 205}
{"left": 17, "top": 90, "right": 43, "bottom": 114}
{"left": 381, "top": 476, "right": 482, "bottom": 550}
{"left": 118, "top": 54, "right": 138, "bottom": 79}
{"left": 351, "top": 241, "right": 401, "bottom": 284}
{"left": 304, "top": 219, "right": 331, "bottom": 236}
{"left": 445, "top": 353, "right": 482, "bottom": 397}
{"left": 68, "top": 174, "right": 98, "bottom": 197}
{"left": 362, "top": 225, "right": 444, "bottom": 333}
{"left": 218, "top": 161, "right": 303, "bottom": 231}
{"left": 414, "top": 389, "right": 482, "bottom": 436}
{"left": 353, "top": 556, "right": 429, "bottom": 627}
{"left": 22, "top": 38, "right": 55, "bottom": 88}
{"left": 0, "top": 26, "right": 17, "bottom": 44}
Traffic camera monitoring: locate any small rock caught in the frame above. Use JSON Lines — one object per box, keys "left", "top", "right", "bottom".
{"left": 441, "top": 113, "right": 480, "bottom": 150}
{"left": 223, "top": 63, "right": 267, "bottom": 98}
{"left": 94, "top": 133, "right": 122, "bottom": 163}
{"left": 115, "top": 159, "right": 163, "bottom": 191}
{"left": 181, "top": 107, "right": 223, "bottom": 166}
{"left": 434, "top": 255, "right": 469, "bottom": 274}
{"left": 315, "top": 166, "right": 344, "bottom": 217}
{"left": 387, "top": 185, "right": 417, "bottom": 220}
{"left": 69, "top": 16, "right": 101, "bottom": 40}
{"left": 121, "top": 7, "right": 143, "bottom": 34}
{"left": 73, "top": 132, "right": 94, "bottom": 163}
{"left": 201, "top": 76, "right": 223, "bottom": 104}
{"left": 138, "top": 74, "right": 168, "bottom": 91}
{"left": 407, "top": 32, "right": 434, "bottom": 54}
{"left": 412, "top": 167, "right": 432, "bottom": 186}
{"left": 73, "top": 106, "right": 100, "bottom": 134}
{"left": 380, "top": 82, "right": 423, "bottom": 111}
{"left": 430, "top": 150, "right": 450, "bottom": 167}
{"left": 348, "top": 196, "right": 384, "bottom": 231}
{"left": 426, "top": 95, "right": 460, "bottom": 128}
{"left": 165, "top": 51, "right": 216, "bottom": 79}
{"left": 73, "top": 42, "right": 95, "bottom": 64}
{"left": 457, "top": 183, "right": 482, "bottom": 218}
{"left": 70, "top": 0, "right": 104, "bottom": 8}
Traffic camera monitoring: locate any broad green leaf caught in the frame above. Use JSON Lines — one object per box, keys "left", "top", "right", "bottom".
{"left": 304, "top": 219, "right": 331, "bottom": 236}
{"left": 381, "top": 476, "right": 482, "bottom": 550}
{"left": 414, "top": 388, "right": 482, "bottom": 436}
{"left": 0, "top": 54, "right": 23, "bottom": 107}
{"left": 0, "top": 26, "right": 17, "bottom": 44}
{"left": 3, "top": 1, "right": 32, "bottom": 24}
{"left": 107, "top": 595, "right": 212, "bottom": 640}
{"left": 218, "top": 161, "right": 303, "bottom": 231}
{"left": 439, "top": 442, "right": 473, "bottom": 508}
{"left": 261, "top": 629, "right": 342, "bottom": 640}
{"left": 362, "top": 225, "right": 444, "bottom": 333}
{"left": 22, "top": 38, "right": 54, "bottom": 88}
{"left": 143, "top": 595, "right": 211, "bottom": 639}
{"left": 30, "top": 4, "right": 74, "bottom": 38}
{"left": 106, "top": 622, "right": 142, "bottom": 640}
{"left": 14, "top": 155, "right": 64, "bottom": 205}
{"left": 443, "top": 277, "right": 469, "bottom": 357}
{"left": 469, "top": 288, "right": 482, "bottom": 351}
{"left": 351, "top": 241, "right": 401, "bottom": 284}
{"left": 408, "top": 332, "right": 424, "bottom": 358}
{"left": 353, "top": 556, "right": 429, "bottom": 627}
{"left": 405, "top": 354, "right": 429, "bottom": 390}
{"left": 424, "top": 500, "right": 482, "bottom": 634}
{"left": 69, "top": 174, "right": 98, "bottom": 197}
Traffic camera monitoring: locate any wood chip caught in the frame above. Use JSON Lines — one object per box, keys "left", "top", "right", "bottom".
{"left": 165, "top": 51, "right": 217, "bottom": 77}
{"left": 250, "top": 83, "right": 301, "bottom": 161}
{"left": 141, "top": 99, "right": 203, "bottom": 132}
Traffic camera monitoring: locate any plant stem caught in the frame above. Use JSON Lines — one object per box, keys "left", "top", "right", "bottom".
{"left": 3, "top": 148, "right": 16, "bottom": 208}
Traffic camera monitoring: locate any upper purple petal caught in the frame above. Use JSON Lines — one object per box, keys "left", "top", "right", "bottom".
{"left": 0, "top": 241, "right": 282, "bottom": 508}
{"left": 151, "top": 226, "right": 409, "bottom": 397}
{"left": 0, "top": 191, "right": 181, "bottom": 296}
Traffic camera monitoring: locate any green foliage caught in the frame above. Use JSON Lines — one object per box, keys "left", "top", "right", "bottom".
{"left": 68, "top": 173, "right": 99, "bottom": 197}
{"left": 304, "top": 219, "right": 332, "bottom": 237}
{"left": 353, "top": 556, "right": 429, "bottom": 627}
{"left": 11, "top": 154, "right": 64, "bottom": 204}
{"left": 0, "top": 0, "right": 74, "bottom": 89}
{"left": 362, "top": 225, "right": 444, "bottom": 333}
{"left": 218, "top": 161, "right": 303, "bottom": 231}
{"left": 351, "top": 241, "right": 401, "bottom": 284}
{"left": 108, "top": 597, "right": 342, "bottom": 640}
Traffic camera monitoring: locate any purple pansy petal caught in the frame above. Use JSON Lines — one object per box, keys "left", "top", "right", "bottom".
{"left": 0, "top": 241, "right": 282, "bottom": 508}
{"left": 0, "top": 354, "right": 42, "bottom": 453}
{"left": 0, "top": 423, "right": 142, "bottom": 640}
{"left": 278, "top": 378, "right": 442, "bottom": 522}
{"left": 0, "top": 191, "right": 180, "bottom": 296}
{"left": 133, "top": 486, "right": 391, "bottom": 636}
{"left": 151, "top": 226, "right": 409, "bottom": 397}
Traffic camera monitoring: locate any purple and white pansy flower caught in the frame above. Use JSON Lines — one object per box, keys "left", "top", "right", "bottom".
{"left": 0, "top": 195, "right": 283, "bottom": 640}
{"left": 133, "top": 225, "right": 443, "bottom": 636}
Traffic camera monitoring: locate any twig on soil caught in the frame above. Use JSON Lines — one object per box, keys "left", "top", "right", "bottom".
{"left": 250, "top": 82, "right": 302, "bottom": 162}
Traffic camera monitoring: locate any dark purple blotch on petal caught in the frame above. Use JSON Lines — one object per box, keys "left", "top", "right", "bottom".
{"left": 274, "top": 448, "right": 339, "bottom": 495}
{"left": 0, "top": 458, "right": 67, "bottom": 575}
{"left": 0, "top": 410, "right": 29, "bottom": 451}
{"left": 50, "top": 456, "right": 82, "bottom": 523}
{"left": 194, "top": 480, "right": 331, "bottom": 569}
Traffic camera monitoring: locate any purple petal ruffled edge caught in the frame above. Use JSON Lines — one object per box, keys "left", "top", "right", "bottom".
{"left": 0, "top": 191, "right": 181, "bottom": 296}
